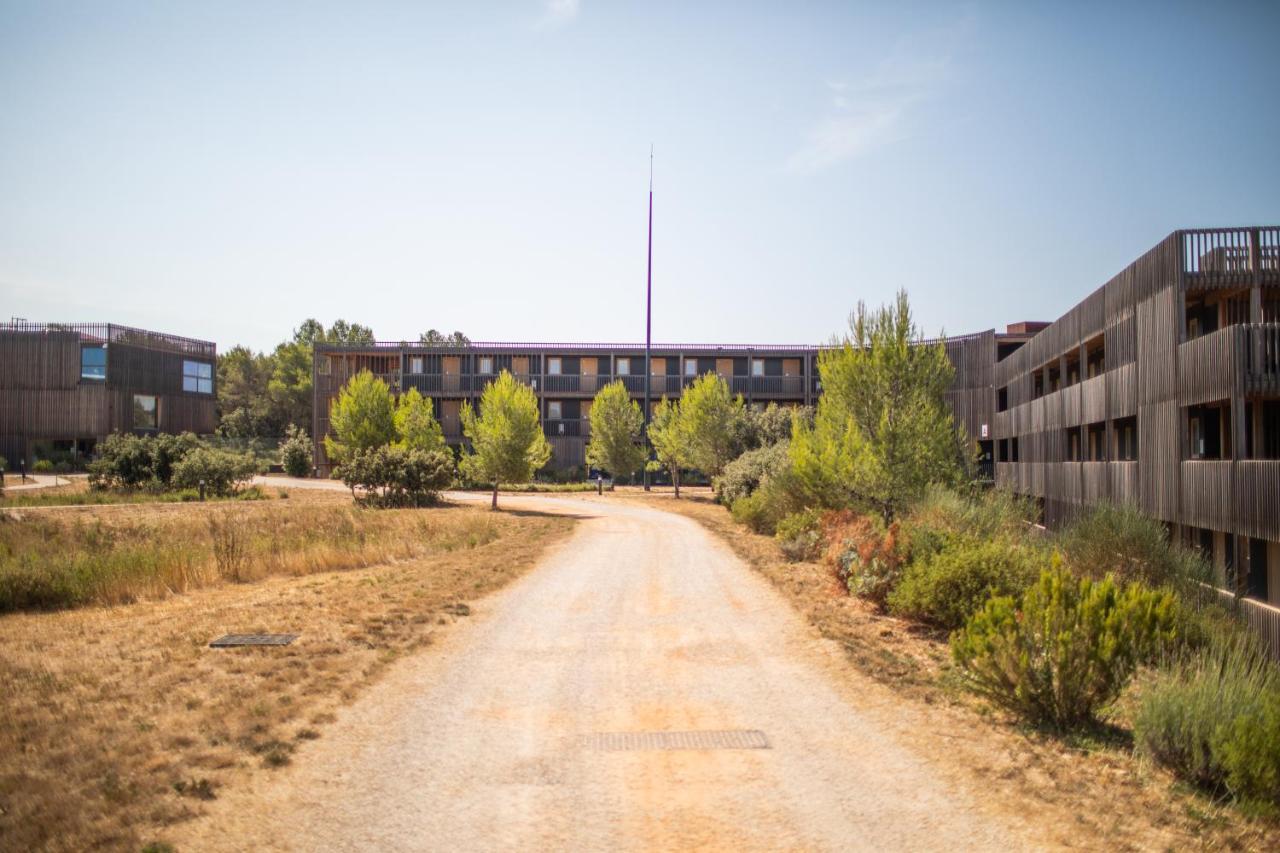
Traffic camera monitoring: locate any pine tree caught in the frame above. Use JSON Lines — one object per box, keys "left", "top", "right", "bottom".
{"left": 585, "top": 381, "right": 646, "bottom": 483}
{"left": 460, "top": 371, "right": 552, "bottom": 509}
{"left": 790, "top": 290, "right": 970, "bottom": 523}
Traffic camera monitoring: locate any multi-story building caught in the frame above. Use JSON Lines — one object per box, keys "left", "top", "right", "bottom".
{"left": 311, "top": 332, "right": 1031, "bottom": 482}
{"left": 0, "top": 321, "right": 217, "bottom": 468}
{"left": 311, "top": 225, "right": 1279, "bottom": 622}
{"left": 991, "top": 227, "right": 1280, "bottom": 612}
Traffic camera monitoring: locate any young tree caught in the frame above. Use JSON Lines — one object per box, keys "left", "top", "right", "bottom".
{"left": 393, "top": 387, "right": 446, "bottom": 453}
{"left": 790, "top": 290, "right": 969, "bottom": 524}
{"left": 460, "top": 371, "right": 551, "bottom": 509}
{"left": 585, "top": 380, "right": 646, "bottom": 484}
{"left": 679, "top": 373, "right": 746, "bottom": 478}
{"left": 648, "top": 397, "right": 692, "bottom": 498}
{"left": 324, "top": 370, "right": 397, "bottom": 467}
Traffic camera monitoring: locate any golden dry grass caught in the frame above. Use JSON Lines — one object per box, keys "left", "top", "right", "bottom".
{"left": 0, "top": 494, "right": 575, "bottom": 851}
{"left": 624, "top": 489, "right": 1280, "bottom": 851}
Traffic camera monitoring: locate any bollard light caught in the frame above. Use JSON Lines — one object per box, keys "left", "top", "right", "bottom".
{"left": 199, "top": 478, "right": 206, "bottom": 501}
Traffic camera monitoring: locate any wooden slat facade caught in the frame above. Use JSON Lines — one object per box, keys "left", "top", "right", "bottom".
{"left": 990, "top": 227, "right": 1280, "bottom": 609}
{"left": 0, "top": 323, "right": 217, "bottom": 466}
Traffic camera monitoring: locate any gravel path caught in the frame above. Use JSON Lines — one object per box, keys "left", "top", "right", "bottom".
{"left": 177, "top": 494, "right": 1034, "bottom": 852}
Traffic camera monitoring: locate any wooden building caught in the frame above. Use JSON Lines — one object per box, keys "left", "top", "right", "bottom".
{"left": 0, "top": 322, "right": 217, "bottom": 468}
{"left": 991, "top": 227, "right": 1280, "bottom": 622}
{"left": 311, "top": 331, "right": 1027, "bottom": 479}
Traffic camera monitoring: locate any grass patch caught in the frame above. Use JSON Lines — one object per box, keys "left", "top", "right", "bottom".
{"left": 0, "top": 496, "right": 574, "bottom": 850}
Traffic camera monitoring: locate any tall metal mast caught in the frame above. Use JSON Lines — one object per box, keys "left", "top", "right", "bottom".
{"left": 643, "top": 147, "right": 654, "bottom": 491}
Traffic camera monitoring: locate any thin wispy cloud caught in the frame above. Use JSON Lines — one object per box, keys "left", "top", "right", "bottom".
{"left": 535, "top": 0, "right": 580, "bottom": 31}
{"left": 786, "top": 29, "right": 963, "bottom": 175}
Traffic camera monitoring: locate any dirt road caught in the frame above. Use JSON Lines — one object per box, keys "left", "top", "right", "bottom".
{"left": 177, "top": 494, "right": 1033, "bottom": 852}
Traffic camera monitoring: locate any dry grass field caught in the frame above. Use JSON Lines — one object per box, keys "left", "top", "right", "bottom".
{"left": 0, "top": 492, "right": 575, "bottom": 851}
{"left": 624, "top": 489, "right": 1280, "bottom": 852}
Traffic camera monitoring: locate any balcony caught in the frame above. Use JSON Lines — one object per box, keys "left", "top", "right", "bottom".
{"left": 1182, "top": 227, "right": 1280, "bottom": 289}
{"left": 543, "top": 418, "right": 589, "bottom": 438}
{"left": 1245, "top": 324, "right": 1280, "bottom": 393}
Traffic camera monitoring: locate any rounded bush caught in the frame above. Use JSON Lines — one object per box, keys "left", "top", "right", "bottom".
{"left": 952, "top": 563, "right": 1177, "bottom": 729}
{"left": 888, "top": 537, "right": 1039, "bottom": 630}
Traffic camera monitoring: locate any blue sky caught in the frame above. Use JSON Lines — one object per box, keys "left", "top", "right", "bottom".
{"left": 2, "top": 1, "right": 1277, "bottom": 352}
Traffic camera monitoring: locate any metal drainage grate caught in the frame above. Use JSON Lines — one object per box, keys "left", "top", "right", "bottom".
{"left": 209, "top": 633, "right": 299, "bottom": 648}
{"left": 583, "top": 729, "right": 769, "bottom": 752}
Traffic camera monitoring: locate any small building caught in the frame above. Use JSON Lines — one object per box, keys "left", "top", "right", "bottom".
{"left": 0, "top": 322, "right": 217, "bottom": 469}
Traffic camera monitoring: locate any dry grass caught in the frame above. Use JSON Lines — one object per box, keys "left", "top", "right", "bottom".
{"left": 624, "top": 489, "right": 1280, "bottom": 851}
{"left": 0, "top": 494, "right": 575, "bottom": 851}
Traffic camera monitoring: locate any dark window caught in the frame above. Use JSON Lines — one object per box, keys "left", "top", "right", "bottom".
{"left": 133, "top": 394, "right": 158, "bottom": 430}
{"left": 998, "top": 438, "right": 1009, "bottom": 462}
{"left": 81, "top": 345, "right": 107, "bottom": 380}
{"left": 1113, "top": 416, "right": 1138, "bottom": 461}
{"left": 1033, "top": 372, "right": 1045, "bottom": 399}
{"left": 183, "top": 360, "right": 213, "bottom": 394}
{"left": 1065, "top": 428, "right": 1082, "bottom": 462}
{"left": 1188, "top": 403, "right": 1230, "bottom": 460}
{"left": 1248, "top": 538, "right": 1269, "bottom": 601}
{"left": 1087, "top": 422, "right": 1107, "bottom": 461}
{"left": 1011, "top": 437, "right": 1020, "bottom": 462}
{"left": 997, "top": 386, "right": 1009, "bottom": 412}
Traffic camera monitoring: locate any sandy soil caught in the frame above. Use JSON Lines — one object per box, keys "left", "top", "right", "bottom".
{"left": 176, "top": 493, "right": 1036, "bottom": 852}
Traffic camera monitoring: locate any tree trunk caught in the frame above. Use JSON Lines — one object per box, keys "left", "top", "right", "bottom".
{"left": 491, "top": 482, "right": 499, "bottom": 511}
{"left": 673, "top": 468, "right": 681, "bottom": 499}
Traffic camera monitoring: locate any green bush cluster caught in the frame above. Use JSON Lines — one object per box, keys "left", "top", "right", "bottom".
{"left": 88, "top": 432, "right": 202, "bottom": 490}
{"left": 279, "top": 424, "right": 313, "bottom": 478}
{"left": 1134, "top": 637, "right": 1280, "bottom": 804}
{"left": 888, "top": 538, "right": 1039, "bottom": 630}
{"left": 715, "top": 442, "right": 790, "bottom": 507}
{"left": 952, "top": 563, "right": 1177, "bottom": 729}
{"left": 341, "top": 446, "right": 454, "bottom": 507}
{"left": 775, "top": 509, "right": 824, "bottom": 562}
{"left": 1056, "top": 503, "right": 1211, "bottom": 593}
{"left": 171, "top": 448, "right": 261, "bottom": 497}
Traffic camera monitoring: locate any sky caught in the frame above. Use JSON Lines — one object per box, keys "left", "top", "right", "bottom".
{"left": 2, "top": 1, "right": 1278, "bottom": 353}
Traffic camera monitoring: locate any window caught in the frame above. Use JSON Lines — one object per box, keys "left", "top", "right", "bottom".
{"left": 410, "top": 356, "right": 424, "bottom": 374}
{"left": 548, "top": 357, "right": 562, "bottom": 375}
{"left": 1087, "top": 422, "right": 1107, "bottom": 461}
{"left": 81, "top": 345, "right": 107, "bottom": 381}
{"left": 478, "top": 356, "right": 493, "bottom": 374}
{"left": 684, "top": 359, "right": 697, "bottom": 376}
{"left": 1188, "top": 403, "right": 1230, "bottom": 460}
{"left": 1065, "top": 428, "right": 1082, "bottom": 462}
{"left": 133, "top": 394, "right": 158, "bottom": 430}
{"left": 182, "top": 360, "right": 213, "bottom": 394}
{"left": 1011, "top": 437, "right": 1020, "bottom": 462}
{"left": 997, "top": 386, "right": 1009, "bottom": 412}
{"left": 752, "top": 359, "right": 764, "bottom": 377}
{"left": 617, "top": 357, "right": 630, "bottom": 375}
{"left": 547, "top": 401, "right": 562, "bottom": 420}
{"left": 1114, "top": 416, "right": 1138, "bottom": 461}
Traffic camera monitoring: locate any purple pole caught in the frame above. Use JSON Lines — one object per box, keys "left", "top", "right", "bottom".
{"left": 643, "top": 148, "right": 653, "bottom": 491}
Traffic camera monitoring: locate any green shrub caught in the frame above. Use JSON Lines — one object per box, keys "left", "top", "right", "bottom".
{"left": 1056, "top": 502, "right": 1210, "bottom": 593}
{"left": 715, "top": 442, "right": 789, "bottom": 507}
{"left": 1135, "top": 637, "right": 1280, "bottom": 803}
{"left": 775, "top": 509, "right": 823, "bottom": 562}
{"left": 888, "top": 537, "right": 1039, "bottom": 630}
{"left": 87, "top": 431, "right": 202, "bottom": 490}
{"left": 901, "top": 485, "right": 1037, "bottom": 564}
{"left": 342, "top": 446, "right": 454, "bottom": 507}
{"left": 32, "top": 459, "right": 54, "bottom": 473}
{"left": 171, "top": 448, "right": 260, "bottom": 496}
{"left": 730, "top": 491, "right": 774, "bottom": 534}
{"left": 280, "top": 425, "right": 313, "bottom": 478}
{"left": 952, "top": 563, "right": 1177, "bottom": 729}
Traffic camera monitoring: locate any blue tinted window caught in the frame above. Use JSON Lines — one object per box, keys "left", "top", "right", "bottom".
{"left": 183, "top": 360, "right": 213, "bottom": 394}
{"left": 81, "top": 345, "right": 106, "bottom": 380}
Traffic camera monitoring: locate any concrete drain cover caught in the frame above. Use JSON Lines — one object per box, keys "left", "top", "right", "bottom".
{"left": 209, "top": 633, "right": 298, "bottom": 648}
{"left": 583, "top": 730, "right": 769, "bottom": 752}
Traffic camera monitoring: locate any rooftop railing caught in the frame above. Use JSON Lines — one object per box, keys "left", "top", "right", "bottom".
{"left": 0, "top": 321, "right": 217, "bottom": 358}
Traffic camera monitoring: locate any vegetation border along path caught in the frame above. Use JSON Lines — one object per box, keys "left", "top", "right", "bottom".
{"left": 623, "top": 489, "right": 1279, "bottom": 851}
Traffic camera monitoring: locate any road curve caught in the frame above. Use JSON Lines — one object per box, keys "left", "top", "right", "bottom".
{"left": 177, "top": 494, "right": 1032, "bottom": 852}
